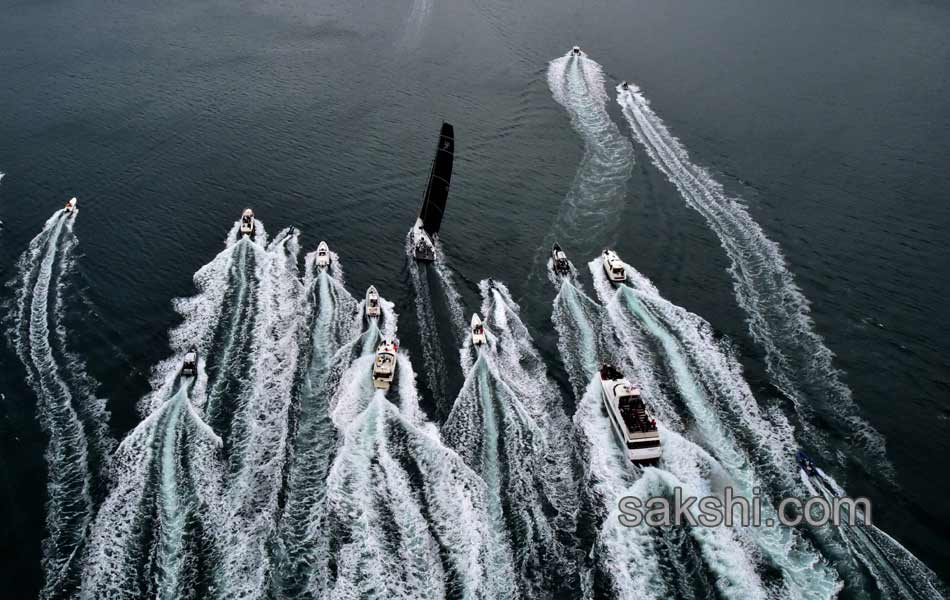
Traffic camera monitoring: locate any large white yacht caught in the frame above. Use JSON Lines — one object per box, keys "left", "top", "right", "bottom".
{"left": 599, "top": 363, "right": 662, "bottom": 465}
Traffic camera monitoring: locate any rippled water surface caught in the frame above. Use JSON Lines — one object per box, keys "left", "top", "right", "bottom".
{"left": 1, "top": 0, "right": 949, "bottom": 597}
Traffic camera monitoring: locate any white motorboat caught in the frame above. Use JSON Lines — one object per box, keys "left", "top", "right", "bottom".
{"left": 182, "top": 347, "right": 198, "bottom": 377}
{"left": 602, "top": 249, "right": 626, "bottom": 283}
{"left": 571, "top": 46, "right": 582, "bottom": 56}
{"left": 599, "top": 363, "right": 662, "bottom": 465}
{"left": 240, "top": 208, "right": 255, "bottom": 236}
{"left": 366, "top": 286, "right": 381, "bottom": 318}
{"left": 372, "top": 337, "right": 399, "bottom": 390}
{"left": 64, "top": 197, "right": 78, "bottom": 214}
{"left": 471, "top": 313, "right": 486, "bottom": 346}
{"left": 315, "top": 241, "right": 331, "bottom": 269}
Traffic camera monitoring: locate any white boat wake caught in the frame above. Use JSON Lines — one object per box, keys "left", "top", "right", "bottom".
{"left": 546, "top": 51, "right": 634, "bottom": 253}
{"left": 319, "top": 297, "right": 518, "bottom": 599}
{"left": 401, "top": 0, "right": 432, "bottom": 48}
{"left": 802, "top": 469, "right": 949, "bottom": 600}
{"left": 443, "top": 282, "right": 581, "bottom": 597}
{"left": 6, "top": 208, "right": 115, "bottom": 599}
{"left": 589, "top": 257, "right": 842, "bottom": 598}
{"left": 549, "top": 262, "right": 774, "bottom": 598}
{"left": 216, "top": 228, "right": 305, "bottom": 599}
{"left": 549, "top": 263, "right": 611, "bottom": 401}
{"left": 79, "top": 383, "right": 224, "bottom": 600}
{"left": 79, "top": 222, "right": 277, "bottom": 599}
{"left": 573, "top": 377, "right": 773, "bottom": 599}
{"left": 616, "top": 83, "right": 889, "bottom": 475}
{"left": 271, "top": 250, "right": 361, "bottom": 598}
{"left": 405, "top": 235, "right": 466, "bottom": 417}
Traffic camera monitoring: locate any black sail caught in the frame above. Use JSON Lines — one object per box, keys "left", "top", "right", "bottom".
{"left": 418, "top": 122, "right": 454, "bottom": 236}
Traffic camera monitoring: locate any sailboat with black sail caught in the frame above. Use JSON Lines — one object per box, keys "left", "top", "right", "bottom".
{"left": 410, "top": 122, "right": 454, "bottom": 261}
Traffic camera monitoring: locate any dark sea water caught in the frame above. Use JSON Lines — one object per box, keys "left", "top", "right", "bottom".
{"left": 1, "top": 0, "right": 949, "bottom": 597}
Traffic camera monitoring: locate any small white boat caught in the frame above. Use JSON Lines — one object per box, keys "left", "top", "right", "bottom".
{"left": 602, "top": 249, "right": 626, "bottom": 283}
{"left": 599, "top": 363, "right": 661, "bottom": 465}
{"left": 620, "top": 81, "right": 630, "bottom": 91}
{"left": 182, "top": 347, "right": 198, "bottom": 377}
{"left": 315, "top": 241, "right": 331, "bottom": 269}
{"left": 372, "top": 337, "right": 399, "bottom": 390}
{"left": 571, "top": 46, "right": 582, "bottom": 56}
{"left": 366, "top": 286, "right": 381, "bottom": 318}
{"left": 471, "top": 313, "right": 486, "bottom": 346}
{"left": 64, "top": 197, "right": 78, "bottom": 214}
{"left": 240, "top": 208, "right": 255, "bottom": 236}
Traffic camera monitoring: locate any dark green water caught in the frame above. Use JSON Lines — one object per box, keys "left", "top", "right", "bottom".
{"left": 1, "top": 0, "right": 948, "bottom": 597}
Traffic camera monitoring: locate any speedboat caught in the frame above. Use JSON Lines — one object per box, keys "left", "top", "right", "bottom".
{"left": 796, "top": 450, "right": 819, "bottom": 477}
{"left": 599, "top": 363, "right": 661, "bottom": 466}
{"left": 372, "top": 337, "right": 399, "bottom": 390}
{"left": 571, "top": 46, "right": 582, "bottom": 56}
{"left": 315, "top": 241, "right": 331, "bottom": 269}
{"left": 240, "top": 209, "right": 255, "bottom": 236}
{"left": 366, "top": 286, "right": 381, "bottom": 318}
{"left": 182, "top": 347, "right": 198, "bottom": 377}
{"left": 64, "top": 197, "right": 78, "bottom": 214}
{"left": 471, "top": 313, "right": 486, "bottom": 346}
{"left": 621, "top": 81, "right": 630, "bottom": 91}
{"left": 409, "top": 122, "right": 455, "bottom": 262}
{"left": 551, "top": 243, "right": 571, "bottom": 277}
{"left": 602, "top": 249, "right": 626, "bottom": 283}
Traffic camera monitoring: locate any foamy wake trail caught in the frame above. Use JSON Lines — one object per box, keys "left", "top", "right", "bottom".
{"left": 545, "top": 52, "right": 634, "bottom": 249}
{"left": 405, "top": 235, "right": 465, "bottom": 413}
{"left": 5, "top": 209, "right": 114, "bottom": 598}
{"left": 321, "top": 305, "right": 516, "bottom": 598}
{"left": 802, "top": 471, "right": 949, "bottom": 599}
{"left": 550, "top": 270, "right": 610, "bottom": 399}
{"left": 140, "top": 223, "right": 263, "bottom": 417}
{"left": 212, "top": 228, "right": 304, "bottom": 598}
{"left": 271, "top": 252, "right": 361, "bottom": 598}
{"left": 79, "top": 383, "right": 224, "bottom": 600}
{"left": 80, "top": 223, "right": 272, "bottom": 598}
{"left": 553, "top": 280, "right": 768, "bottom": 598}
{"left": 434, "top": 242, "right": 466, "bottom": 332}
{"left": 402, "top": 0, "right": 432, "bottom": 47}
{"left": 449, "top": 280, "right": 581, "bottom": 597}
{"left": 616, "top": 85, "right": 889, "bottom": 473}
{"left": 572, "top": 378, "right": 770, "bottom": 599}
{"left": 589, "top": 258, "right": 843, "bottom": 598}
